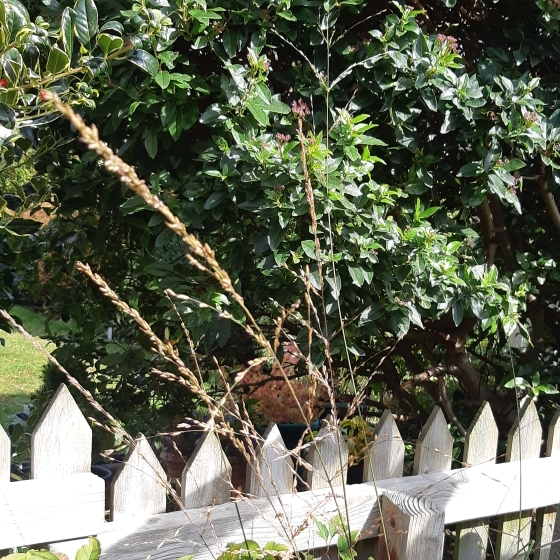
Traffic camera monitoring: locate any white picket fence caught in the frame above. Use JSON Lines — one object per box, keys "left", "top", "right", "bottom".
{"left": 1, "top": 383, "right": 560, "bottom": 560}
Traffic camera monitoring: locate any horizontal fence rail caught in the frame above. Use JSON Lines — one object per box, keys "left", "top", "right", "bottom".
{"left": 1, "top": 384, "right": 559, "bottom": 560}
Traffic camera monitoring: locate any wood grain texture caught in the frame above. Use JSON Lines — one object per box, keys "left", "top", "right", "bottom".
{"left": 365, "top": 410, "right": 404, "bottom": 482}
{"left": 307, "top": 418, "right": 348, "bottom": 490}
{"left": 413, "top": 406, "right": 453, "bottom": 475}
{"left": 56, "top": 456, "right": 560, "bottom": 560}
{"left": 94, "top": 479, "right": 383, "bottom": 560}
{"left": 535, "top": 409, "right": 560, "bottom": 560}
{"left": 31, "top": 383, "right": 92, "bottom": 479}
{"left": 182, "top": 430, "right": 232, "bottom": 509}
{"left": 0, "top": 425, "right": 9, "bottom": 482}
{"left": 454, "top": 402, "right": 498, "bottom": 560}
{"left": 111, "top": 433, "right": 167, "bottom": 522}
{"left": 496, "top": 399, "right": 542, "bottom": 560}
{"left": 246, "top": 423, "right": 293, "bottom": 498}
{"left": 378, "top": 491, "right": 445, "bottom": 560}
{"left": 0, "top": 472, "right": 105, "bottom": 548}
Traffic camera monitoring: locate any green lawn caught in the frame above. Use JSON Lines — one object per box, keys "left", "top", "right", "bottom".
{"left": 0, "top": 306, "right": 72, "bottom": 429}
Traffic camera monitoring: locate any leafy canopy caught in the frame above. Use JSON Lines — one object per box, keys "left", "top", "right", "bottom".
{"left": 2, "top": 0, "right": 560, "bottom": 432}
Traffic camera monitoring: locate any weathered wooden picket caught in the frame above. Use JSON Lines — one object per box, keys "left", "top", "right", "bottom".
{"left": 2, "top": 383, "right": 560, "bottom": 560}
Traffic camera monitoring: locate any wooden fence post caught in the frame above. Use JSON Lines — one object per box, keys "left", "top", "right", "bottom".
{"left": 0, "top": 426, "right": 9, "bottom": 482}
{"left": 3, "top": 385, "right": 105, "bottom": 549}
{"left": 307, "top": 417, "right": 348, "bottom": 490}
{"left": 111, "top": 433, "right": 167, "bottom": 521}
{"left": 246, "top": 423, "right": 293, "bottom": 498}
{"left": 359, "top": 410, "right": 404, "bottom": 560}
{"left": 496, "top": 399, "right": 542, "bottom": 560}
{"left": 31, "top": 383, "right": 92, "bottom": 479}
{"left": 454, "top": 401, "right": 499, "bottom": 560}
{"left": 535, "top": 409, "right": 560, "bottom": 560}
{"left": 413, "top": 406, "right": 453, "bottom": 475}
{"left": 364, "top": 410, "right": 404, "bottom": 482}
{"left": 378, "top": 490, "right": 445, "bottom": 560}
{"left": 182, "top": 430, "right": 232, "bottom": 509}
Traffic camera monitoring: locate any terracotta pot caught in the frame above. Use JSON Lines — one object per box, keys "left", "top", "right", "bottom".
{"left": 229, "top": 455, "right": 247, "bottom": 494}
{"left": 161, "top": 447, "right": 187, "bottom": 478}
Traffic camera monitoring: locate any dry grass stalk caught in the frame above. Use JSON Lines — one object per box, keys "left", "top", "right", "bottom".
{"left": 46, "top": 92, "right": 316, "bottom": 439}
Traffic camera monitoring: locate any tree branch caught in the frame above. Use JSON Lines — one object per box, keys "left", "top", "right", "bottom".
{"left": 537, "top": 163, "right": 560, "bottom": 234}
{"left": 437, "top": 375, "right": 466, "bottom": 437}
{"left": 488, "top": 194, "right": 517, "bottom": 272}
{"left": 443, "top": 332, "right": 517, "bottom": 428}
{"left": 477, "top": 197, "right": 497, "bottom": 267}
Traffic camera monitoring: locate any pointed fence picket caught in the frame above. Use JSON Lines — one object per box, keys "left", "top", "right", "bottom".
{"left": 454, "top": 401, "right": 499, "bottom": 560}
{"left": 31, "top": 383, "right": 92, "bottom": 479}
{"left": 496, "top": 399, "right": 542, "bottom": 560}
{"left": 364, "top": 409, "right": 404, "bottom": 482}
{"left": 181, "top": 430, "right": 232, "bottom": 509}
{"left": 535, "top": 409, "right": 560, "bottom": 560}
{"left": 413, "top": 405, "right": 453, "bottom": 475}
{"left": 1, "top": 384, "right": 105, "bottom": 548}
{"left": 3, "top": 384, "right": 560, "bottom": 560}
{"left": 307, "top": 416, "right": 348, "bottom": 490}
{"left": 361, "top": 410, "right": 405, "bottom": 560}
{"left": 111, "top": 433, "right": 167, "bottom": 521}
{"left": 379, "top": 406, "right": 453, "bottom": 560}
{"left": 246, "top": 422, "right": 293, "bottom": 498}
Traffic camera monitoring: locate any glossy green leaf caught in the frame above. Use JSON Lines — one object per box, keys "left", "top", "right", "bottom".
{"left": 504, "top": 377, "right": 528, "bottom": 389}
{"left": 2, "top": 48, "right": 22, "bottom": 84}
{"left": 326, "top": 273, "right": 342, "bottom": 299}
{"left": 268, "top": 223, "right": 287, "bottom": 251}
{"left": 100, "top": 20, "right": 124, "bottom": 34}
{"left": 301, "top": 240, "right": 317, "bottom": 260}
{"left": 120, "top": 195, "right": 146, "bottom": 213}
{"left": 503, "top": 158, "right": 526, "bottom": 172}
{"left": 188, "top": 9, "right": 221, "bottom": 26}
{"left": 168, "top": 108, "right": 182, "bottom": 140}
{"left": 97, "top": 33, "right": 123, "bottom": 55}
{"left": 268, "top": 97, "right": 290, "bottom": 114}
{"left": 46, "top": 45, "right": 70, "bottom": 75}
{"left": 222, "top": 29, "right": 237, "bottom": 57}
{"left": 61, "top": 7, "right": 75, "bottom": 60}
{"left": 144, "top": 129, "right": 158, "bottom": 158}
{"left": 452, "top": 301, "right": 463, "bottom": 327}
{"left": 457, "top": 162, "right": 480, "bottom": 177}
{"left": 204, "top": 191, "right": 226, "bottom": 209}
{"left": 155, "top": 70, "right": 170, "bottom": 89}
{"left": 417, "top": 206, "right": 439, "bottom": 219}
{"left": 128, "top": 49, "right": 158, "bottom": 76}
{"left": 182, "top": 103, "right": 198, "bottom": 130}
{"left": 3, "top": 0, "right": 29, "bottom": 43}
{"left": 421, "top": 87, "right": 437, "bottom": 111}
{"left": 390, "top": 311, "right": 410, "bottom": 337}
{"left": 246, "top": 96, "right": 269, "bottom": 126}
{"left": 160, "top": 103, "right": 176, "bottom": 128}
{"left": 0, "top": 103, "right": 16, "bottom": 129}
{"left": 74, "top": 0, "right": 98, "bottom": 47}
{"left": 348, "top": 264, "right": 365, "bottom": 287}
